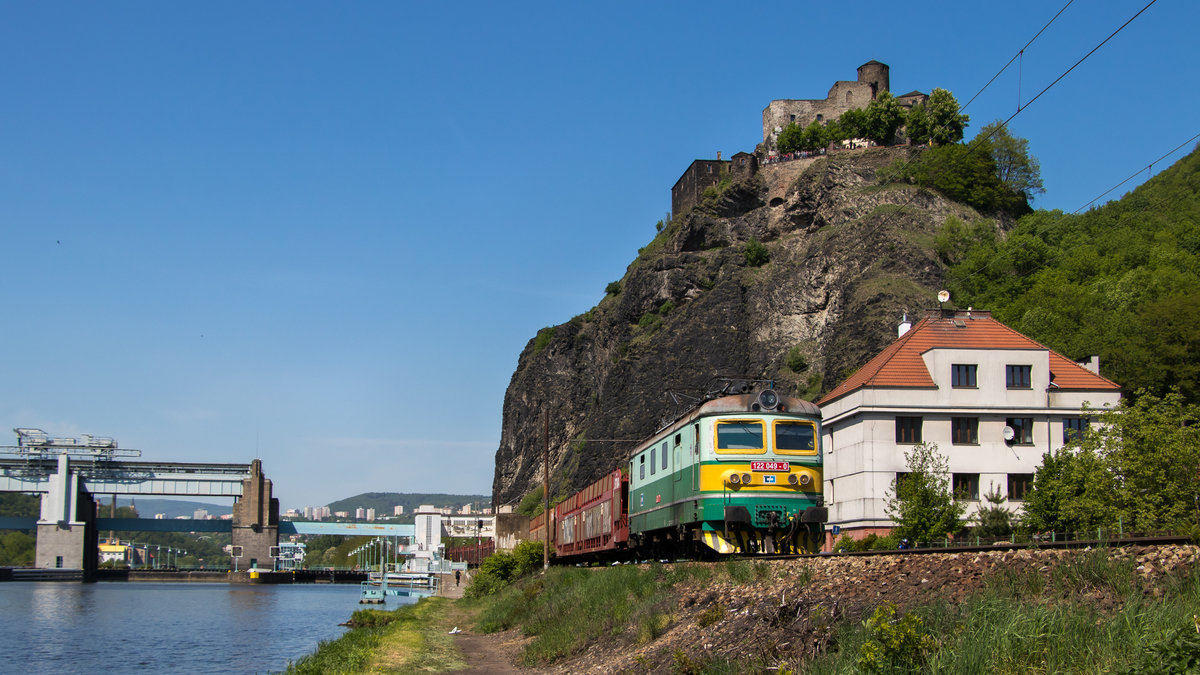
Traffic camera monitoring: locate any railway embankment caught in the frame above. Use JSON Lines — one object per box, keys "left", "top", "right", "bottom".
{"left": 474, "top": 544, "right": 1200, "bottom": 673}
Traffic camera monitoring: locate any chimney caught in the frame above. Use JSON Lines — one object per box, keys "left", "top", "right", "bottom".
{"left": 897, "top": 313, "right": 912, "bottom": 338}
{"left": 716, "top": 151, "right": 722, "bottom": 161}
{"left": 1076, "top": 355, "right": 1100, "bottom": 374}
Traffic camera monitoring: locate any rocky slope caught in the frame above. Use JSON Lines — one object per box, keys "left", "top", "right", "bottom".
{"left": 493, "top": 147, "right": 1007, "bottom": 504}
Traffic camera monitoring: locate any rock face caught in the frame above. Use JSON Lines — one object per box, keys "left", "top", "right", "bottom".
{"left": 493, "top": 147, "right": 1004, "bottom": 505}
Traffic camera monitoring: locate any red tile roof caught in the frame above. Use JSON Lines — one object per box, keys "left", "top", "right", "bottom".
{"left": 817, "top": 310, "right": 1120, "bottom": 405}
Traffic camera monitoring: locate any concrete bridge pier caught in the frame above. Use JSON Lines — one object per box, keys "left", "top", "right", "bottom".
{"left": 231, "top": 459, "right": 279, "bottom": 571}
{"left": 34, "top": 454, "right": 98, "bottom": 581}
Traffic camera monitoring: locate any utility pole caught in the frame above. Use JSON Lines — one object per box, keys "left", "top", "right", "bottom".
{"left": 543, "top": 410, "right": 550, "bottom": 571}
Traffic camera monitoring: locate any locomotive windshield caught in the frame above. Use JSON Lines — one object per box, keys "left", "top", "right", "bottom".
{"left": 715, "top": 419, "right": 765, "bottom": 452}
{"left": 773, "top": 420, "right": 817, "bottom": 455}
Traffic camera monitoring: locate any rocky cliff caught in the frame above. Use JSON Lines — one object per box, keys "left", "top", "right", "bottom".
{"left": 493, "top": 146, "right": 1006, "bottom": 505}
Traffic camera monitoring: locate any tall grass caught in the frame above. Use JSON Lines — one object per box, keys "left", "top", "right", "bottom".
{"left": 805, "top": 560, "right": 1200, "bottom": 674}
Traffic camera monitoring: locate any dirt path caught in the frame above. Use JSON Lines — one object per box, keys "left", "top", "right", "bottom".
{"left": 435, "top": 571, "right": 550, "bottom": 674}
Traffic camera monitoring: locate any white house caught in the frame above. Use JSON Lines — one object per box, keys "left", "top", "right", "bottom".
{"left": 817, "top": 309, "right": 1121, "bottom": 543}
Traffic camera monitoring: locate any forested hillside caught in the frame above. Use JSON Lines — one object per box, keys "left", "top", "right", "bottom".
{"left": 940, "top": 145, "right": 1200, "bottom": 402}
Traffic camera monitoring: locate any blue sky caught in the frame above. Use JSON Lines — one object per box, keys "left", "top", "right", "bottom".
{"left": 2, "top": 1, "right": 1195, "bottom": 510}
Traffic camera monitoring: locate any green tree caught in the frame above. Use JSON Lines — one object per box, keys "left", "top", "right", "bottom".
{"left": 972, "top": 485, "right": 1013, "bottom": 538}
{"left": 1022, "top": 390, "right": 1200, "bottom": 534}
{"left": 1021, "top": 444, "right": 1115, "bottom": 534}
{"left": 828, "top": 107, "right": 868, "bottom": 143}
{"left": 1089, "top": 390, "right": 1200, "bottom": 531}
{"left": 906, "top": 88, "right": 968, "bottom": 147}
{"left": 972, "top": 121, "right": 1043, "bottom": 199}
{"left": 885, "top": 442, "right": 965, "bottom": 544}
{"left": 862, "top": 91, "right": 905, "bottom": 145}
{"left": 776, "top": 122, "right": 804, "bottom": 153}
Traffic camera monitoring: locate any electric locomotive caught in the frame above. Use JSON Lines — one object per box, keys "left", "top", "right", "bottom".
{"left": 624, "top": 383, "right": 826, "bottom": 557}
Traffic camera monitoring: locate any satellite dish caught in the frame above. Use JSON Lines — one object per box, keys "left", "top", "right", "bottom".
{"left": 937, "top": 290, "right": 950, "bottom": 304}
{"left": 1002, "top": 426, "right": 1016, "bottom": 441}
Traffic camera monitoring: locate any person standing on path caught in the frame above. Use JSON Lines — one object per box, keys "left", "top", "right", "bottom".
{"left": 455, "top": 569, "right": 461, "bottom": 586}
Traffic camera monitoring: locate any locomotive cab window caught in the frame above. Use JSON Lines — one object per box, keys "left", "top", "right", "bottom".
{"left": 773, "top": 420, "right": 817, "bottom": 455}
{"left": 714, "top": 419, "right": 766, "bottom": 454}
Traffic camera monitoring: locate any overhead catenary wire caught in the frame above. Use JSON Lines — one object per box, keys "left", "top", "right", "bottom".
{"left": 960, "top": 0, "right": 1075, "bottom": 112}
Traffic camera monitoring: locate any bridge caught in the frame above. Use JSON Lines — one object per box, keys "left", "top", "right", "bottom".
{"left": 0, "top": 429, "right": 438, "bottom": 581}
{"left": 0, "top": 428, "right": 285, "bottom": 580}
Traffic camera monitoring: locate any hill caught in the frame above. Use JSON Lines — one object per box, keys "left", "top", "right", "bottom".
{"left": 493, "top": 146, "right": 1012, "bottom": 504}
{"left": 325, "top": 492, "right": 490, "bottom": 516}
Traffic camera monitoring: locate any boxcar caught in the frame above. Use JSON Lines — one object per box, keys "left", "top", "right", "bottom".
{"left": 554, "top": 468, "right": 629, "bottom": 561}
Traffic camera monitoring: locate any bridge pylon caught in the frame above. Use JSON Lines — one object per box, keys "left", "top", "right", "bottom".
{"left": 231, "top": 459, "right": 279, "bottom": 571}
{"left": 34, "top": 454, "right": 99, "bottom": 580}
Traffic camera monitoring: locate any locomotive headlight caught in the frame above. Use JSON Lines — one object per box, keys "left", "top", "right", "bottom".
{"left": 788, "top": 474, "right": 799, "bottom": 486}
{"left": 799, "top": 473, "right": 812, "bottom": 486}
{"left": 741, "top": 473, "right": 752, "bottom": 484}
{"left": 757, "top": 389, "right": 779, "bottom": 411}
{"left": 729, "top": 473, "right": 741, "bottom": 485}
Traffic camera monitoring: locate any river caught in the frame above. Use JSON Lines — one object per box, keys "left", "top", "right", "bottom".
{"left": 0, "top": 581, "right": 415, "bottom": 673}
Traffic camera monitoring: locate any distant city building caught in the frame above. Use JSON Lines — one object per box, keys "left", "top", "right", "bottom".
{"left": 193, "top": 509, "right": 208, "bottom": 520}
{"left": 154, "top": 513, "right": 165, "bottom": 520}
{"left": 366, "top": 508, "right": 376, "bottom": 522}
{"left": 303, "top": 506, "right": 314, "bottom": 519}
{"left": 334, "top": 510, "right": 349, "bottom": 518}
{"left": 283, "top": 508, "right": 300, "bottom": 518}
{"left": 460, "top": 504, "right": 472, "bottom": 515}
{"left": 393, "top": 505, "right": 404, "bottom": 515}
{"left": 355, "top": 507, "right": 366, "bottom": 520}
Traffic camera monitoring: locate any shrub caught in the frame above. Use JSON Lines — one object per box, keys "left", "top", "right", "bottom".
{"left": 532, "top": 327, "right": 555, "bottom": 354}
{"left": 605, "top": 281, "right": 621, "bottom": 296}
{"left": 658, "top": 300, "right": 675, "bottom": 315}
{"left": 744, "top": 238, "right": 769, "bottom": 267}
{"left": 856, "top": 604, "right": 937, "bottom": 673}
{"left": 785, "top": 346, "right": 808, "bottom": 373}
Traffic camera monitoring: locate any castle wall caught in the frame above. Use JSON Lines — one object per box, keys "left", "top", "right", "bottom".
{"left": 762, "top": 80, "right": 877, "bottom": 145}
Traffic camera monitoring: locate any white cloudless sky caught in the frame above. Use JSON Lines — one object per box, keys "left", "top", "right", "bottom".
{"left": 2, "top": 1, "right": 1195, "bottom": 509}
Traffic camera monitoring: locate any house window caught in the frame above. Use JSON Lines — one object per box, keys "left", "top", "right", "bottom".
{"left": 952, "top": 417, "right": 979, "bottom": 444}
{"left": 1006, "top": 365, "right": 1032, "bottom": 389}
{"left": 951, "top": 364, "right": 977, "bottom": 388}
{"left": 895, "top": 417, "right": 922, "bottom": 444}
{"left": 1008, "top": 473, "right": 1034, "bottom": 501}
{"left": 1006, "top": 417, "right": 1034, "bottom": 445}
{"left": 953, "top": 473, "right": 979, "bottom": 501}
{"left": 1063, "top": 417, "right": 1089, "bottom": 444}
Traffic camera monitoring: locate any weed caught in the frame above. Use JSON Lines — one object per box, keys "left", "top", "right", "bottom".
{"left": 723, "top": 559, "right": 753, "bottom": 584}
{"left": 532, "top": 327, "right": 556, "bottom": 354}
{"left": 697, "top": 604, "right": 725, "bottom": 627}
{"left": 744, "top": 238, "right": 769, "bottom": 267}
{"left": 672, "top": 649, "right": 707, "bottom": 674}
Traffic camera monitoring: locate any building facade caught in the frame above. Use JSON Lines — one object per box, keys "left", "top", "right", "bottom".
{"left": 817, "top": 309, "right": 1121, "bottom": 542}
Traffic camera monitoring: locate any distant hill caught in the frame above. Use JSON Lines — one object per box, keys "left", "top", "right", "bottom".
{"left": 111, "top": 497, "right": 232, "bottom": 519}
{"left": 326, "top": 492, "right": 490, "bottom": 516}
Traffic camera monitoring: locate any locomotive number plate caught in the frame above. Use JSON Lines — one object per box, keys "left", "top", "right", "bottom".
{"left": 751, "top": 461, "right": 790, "bottom": 472}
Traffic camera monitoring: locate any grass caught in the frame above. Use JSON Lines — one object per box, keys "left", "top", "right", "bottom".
{"left": 474, "top": 561, "right": 740, "bottom": 667}
{"left": 281, "top": 597, "right": 466, "bottom": 674}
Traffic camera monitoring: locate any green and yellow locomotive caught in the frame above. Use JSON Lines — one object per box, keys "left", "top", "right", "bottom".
{"left": 625, "top": 383, "right": 826, "bottom": 557}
